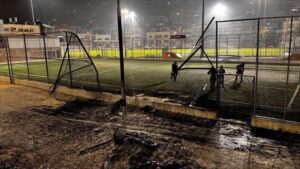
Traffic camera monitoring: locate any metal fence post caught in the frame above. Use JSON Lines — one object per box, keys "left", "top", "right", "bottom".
{"left": 284, "top": 16, "right": 294, "bottom": 119}
{"left": 117, "top": 0, "right": 127, "bottom": 116}
{"left": 155, "top": 37, "right": 158, "bottom": 57}
{"left": 298, "top": 66, "right": 300, "bottom": 84}
{"left": 7, "top": 37, "right": 14, "bottom": 83}
{"left": 42, "top": 33, "right": 50, "bottom": 83}
{"left": 23, "top": 34, "right": 30, "bottom": 80}
{"left": 66, "top": 32, "right": 73, "bottom": 87}
{"left": 252, "top": 76, "right": 256, "bottom": 116}
{"left": 238, "top": 34, "right": 241, "bottom": 57}
{"left": 255, "top": 19, "right": 260, "bottom": 116}
{"left": 216, "top": 21, "right": 221, "bottom": 109}
{"left": 226, "top": 37, "right": 229, "bottom": 55}
{"left": 5, "top": 37, "right": 13, "bottom": 84}
{"left": 144, "top": 38, "right": 146, "bottom": 57}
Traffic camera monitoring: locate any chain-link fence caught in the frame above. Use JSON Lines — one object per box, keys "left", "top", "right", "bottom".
{"left": 216, "top": 16, "right": 300, "bottom": 122}
{"left": 0, "top": 16, "right": 299, "bottom": 122}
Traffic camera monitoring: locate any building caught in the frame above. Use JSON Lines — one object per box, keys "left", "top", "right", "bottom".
{"left": 282, "top": 19, "right": 300, "bottom": 50}
{"left": 0, "top": 19, "right": 61, "bottom": 63}
{"left": 95, "top": 34, "right": 111, "bottom": 42}
{"left": 1, "top": 23, "right": 40, "bottom": 35}
{"left": 146, "top": 31, "right": 171, "bottom": 48}
{"left": 124, "top": 34, "right": 144, "bottom": 48}
{"left": 94, "top": 34, "right": 112, "bottom": 48}
{"left": 0, "top": 35, "right": 61, "bottom": 63}
{"left": 77, "top": 32, "right": 94, "bottom": 48}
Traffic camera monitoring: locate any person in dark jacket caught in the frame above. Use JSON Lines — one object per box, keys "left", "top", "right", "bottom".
{"left": 170, "top": 61, "right": 178, "bottom": 82}
{"left": 235, "top": 63, "right": 245, "bottom": 84}
{"left": 219, "top": 65, "right": 226, "bottom": 88}
{"left": 207, "top": 67, "right": 217, "bottom": 91}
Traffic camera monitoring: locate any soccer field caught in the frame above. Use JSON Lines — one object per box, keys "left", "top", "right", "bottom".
{"left": 0, "top": 58, "right": 299, "bottom": 120}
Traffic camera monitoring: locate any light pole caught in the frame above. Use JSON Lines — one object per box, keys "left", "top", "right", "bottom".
{"left": 117, "top": 0, "right": 127, "bottom": 115}
{"left": 30, "top": 0, "right": 35, "bottom": 23}
{"left": 201, "top": 0, "right": 205, "bottom": 57}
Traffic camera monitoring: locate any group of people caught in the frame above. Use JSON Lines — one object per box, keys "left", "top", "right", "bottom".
{"left": 207, "top": 63, "right": 245, "bottom": 91}
{"left": 171, "top": 61, "right": 245, "bottom": 91}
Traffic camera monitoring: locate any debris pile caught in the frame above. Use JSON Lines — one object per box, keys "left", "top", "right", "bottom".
{"left": 113, "top": 129, "right": 158, "bottom": 148}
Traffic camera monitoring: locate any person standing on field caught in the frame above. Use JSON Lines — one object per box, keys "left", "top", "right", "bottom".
{"left": 170, "top": 61, "right": 178, "bottom": 82}
{"left": 234, "top": 63, "right": 245, "bottom": 84}
{"left": 219, "top": 65, "right": 226, "bottom": 89}
{"left": 207, "top": 67, "right": 217, "bottom": 91}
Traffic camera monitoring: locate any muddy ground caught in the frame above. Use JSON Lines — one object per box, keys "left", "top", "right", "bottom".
{"left": 0, "top": 81, "right": 299, "bottom": 169}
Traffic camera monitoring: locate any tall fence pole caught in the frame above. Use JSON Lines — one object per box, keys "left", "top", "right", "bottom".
{"left": 144, "top": 38, "right": 146, "bottom": 57}
{"left": 23, "top": 34, "right": 30, "bottom": 80}
{"left": 226, "top": 37, "right": 229, "bottom": 55}
{"left": 6, "top": 37, "right": 14, "bottom": 83}
{"left": 201, "top": 0, "right": 205, "bottom": 57}
{"left": 66, "top": 32, "right": 73, "bottom": 87}
{"left": 255, "top": 19, "right": 260, "bottom": 116}
{"left": 254, "top": 18, "right": 260, "bottom": 115}
{"left": 42, "top": 33, "right": 50, "bottom": 83}
{"left": 252, "top": 76, "right": 256, "bottom": 116}
{"left": 5, "top": 37, "right": 13, "bottom": 84}
{"left": 216, "top": 21, "right": 220, "bottom": 108}
{"left": 117, "top": 0, "right": 127, "bottom": 116}
{"left": 238, "top": 34, "right": 241, "bottom": 59}
{"left": 284, "top": 16, "right": 294, "bottom": 119}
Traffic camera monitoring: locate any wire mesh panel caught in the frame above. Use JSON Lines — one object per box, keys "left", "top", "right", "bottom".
{"left": 256, "top": 17, "right": 293, "bottom": 119}
{"left": 50, "top": 32, "right": 101, "bottom": 92}
{"left": 217, "top": 20, "right": 258, "bottom": 117}
{"left": 70, "top": 34, "right": 100, "bottom": 90}
{"left": 25, "top": 34, "right": 49, "bottom": 83}
{"left": 217, "top": 20, "right": 258, "bottom": 61}
{"left": 286, "top": 16, "right": 300, "bottom": 121}
{"left": 219, "top": 74, "right": 255, "bottom": 119}
{"left": 5, "top": 35, "right": 28, "bottom": 80}
{"left": 44, "top": 33, "right": 64, "bottom": 84}
{"left": 0, "top": 36, "right": 12, "bottom": 80}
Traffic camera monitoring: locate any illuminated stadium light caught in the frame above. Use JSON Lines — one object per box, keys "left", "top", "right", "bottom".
{"left": 121, "top": 8, "right": 129, "bottom": 14}
{"left": 212, "top": 3, "right": 228, "bottom": 19}
{"left": 128, "top": 11, "right": 136, "bottom": 18}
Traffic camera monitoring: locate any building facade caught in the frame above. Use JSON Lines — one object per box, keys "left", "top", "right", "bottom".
{"left": 146, "top": 31, "right": 171, "bottom": 48}
{"left": 78, "top": 32, "right": 94, "bottom": 48}
{"left": 94, "top": 34, "right": 112, "bottom": 48}
{"left": 1, "top": 23, "right": 40, "bottom": 35}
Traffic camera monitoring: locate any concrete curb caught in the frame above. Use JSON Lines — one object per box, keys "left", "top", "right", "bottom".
{"left": 0, "top": 76, "right": 217, "bottom": 120}
{"left": 251, "top": 115, "right": 300, "bottom": 134}
{"left": 3, "top": 76, "right": 300, "bottom": 134}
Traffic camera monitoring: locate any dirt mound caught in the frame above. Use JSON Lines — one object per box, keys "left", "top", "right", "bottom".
{"left": 33, "top": 99, "right": 113, "bottom": 120}
{"left": 102, "top": 129, "right": 200, "bottom": 169}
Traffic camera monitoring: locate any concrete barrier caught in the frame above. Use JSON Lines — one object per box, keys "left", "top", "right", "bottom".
{"left": 251, "top": 115, "right": 300, "bottom": 134}
{"left": 0, "top": 76, "right": 217, "bottom": 120}
{"left": 3, "top": 76, "right": 300, "bottom": 134}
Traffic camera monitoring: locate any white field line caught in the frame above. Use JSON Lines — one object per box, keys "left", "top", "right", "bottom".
{"left": 287, "top": 84, "right": 300, "bottom": 109}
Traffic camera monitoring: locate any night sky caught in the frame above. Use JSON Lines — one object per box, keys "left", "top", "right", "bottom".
{"left": 0, "top": 0, "right": 299, "bottom": 30}
{"left": 0, "top": 0, "right": 117, "bottom": 25}
{"left": 0, "top": 0, "right": 31, "bottom": 23}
